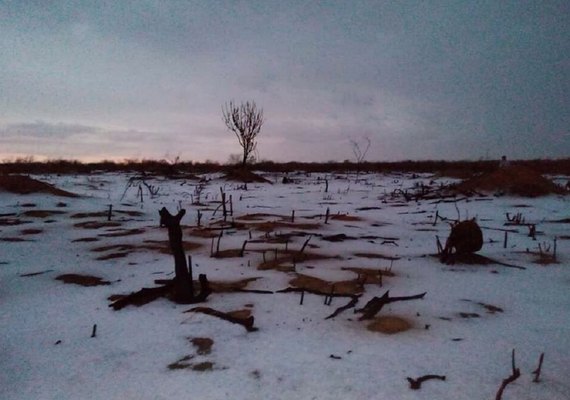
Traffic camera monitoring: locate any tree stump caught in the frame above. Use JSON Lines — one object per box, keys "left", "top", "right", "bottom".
{"left": 441, "top": 219, "right": 483, "bottom": 264}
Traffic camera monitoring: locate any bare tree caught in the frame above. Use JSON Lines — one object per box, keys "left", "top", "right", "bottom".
{"left": 222, "top": 100, "right": 264, "bottom": 167}
{"left": 350, "top": 136, "right": 371, "bottom": 181}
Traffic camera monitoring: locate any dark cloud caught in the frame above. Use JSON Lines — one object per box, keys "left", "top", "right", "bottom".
{"left": 0, "top": 1, "right": 568, "bottom": 162}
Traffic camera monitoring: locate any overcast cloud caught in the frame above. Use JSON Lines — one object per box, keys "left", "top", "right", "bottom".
{"left": 0, "top": 0, "right": 568, "bottom": 162}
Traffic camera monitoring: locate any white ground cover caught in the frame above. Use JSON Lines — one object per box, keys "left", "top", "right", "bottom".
{"left": 1, "top": 171, "right": 569, "bottom": 400}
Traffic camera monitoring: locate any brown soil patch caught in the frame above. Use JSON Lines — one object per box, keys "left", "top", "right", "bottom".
{"left": 236, "top": 213, "right": 284, "bottom": 221}
{"left": 189, "top": 337, "right": 214, "bottom": 355}
{"left": 251, "top": 220, "right": 321, "bottom": 233}
{"left": 330, "top": 214, "right": 363, "bottom": 222}
{"left": 142, "top": 240, "right": 203, "bottom": 254}
{"left": 224, "top": 168, "right": 271, "bottom": 183}
{"left": 367, "top": 316, "right": 412, "bottom": 334}
{"left": 0, "top": 237, "right": 31, "bottom": 242}
{"left": 74, "top": 221, "right": 122, "bottom": 229}
{"left": 21, "top": 210, "right": 66, "bottom": 218}
{"left": 0, "top": 175, "right": 78, "bottom": 197}
{"left": 20, "top": 228, "right": 43, "bottom": 235}
{"left": 226, "top": 309, "right": 253, "bottom": 320}
{"left": 257, "top": 250, "right": 339, "bottom": 271}
{"left": 353, "top": 252, "right": 400, "bottom": 261}
{"left": 289, "top": 274, "right": 363, "bottom": 295}
{"left": 72, "top": 237, "right": 100, "bottom": 242}
{"left": 97, "top": 228, "right": 146, "bottom": 237}
{"left": 341, "top": 267, "right": 395, "bottom": 284}
{"left": 0, "top": 218, "right": 31, "bottom": 226}
{"left": 210, "top": 277, "right": 260, "bottom": 293}
{"left": 188, "top": 228, "right": 221, "bottom": 238}
{"left": 71, "top": 212, "right": 108, "bottom": 219}
{"left": 56, "top": 274, "right": 111, "bottom": 286}
{"left": 457, "top": 166, "right": 563, "bottom": 197}
{"left": 192, "top": 361, "right": 214, "bottom": 372}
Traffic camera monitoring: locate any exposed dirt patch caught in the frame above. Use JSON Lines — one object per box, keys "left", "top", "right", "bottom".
{"left": 367, "top": 316, "right": 412, "bottom": 334}
{"left": 210, "top": 278, "right": 260, "bottom": 293}
{"left": 142, "top": 240, "right": 203, "bottom": 254}
{"left": 21, "top": 210, "right": 66, "bottom": 218}
{"left": 224, "top": 168, "right": 271, "bottom": 183}
{"left": 321, "top": 233, "right": 357, "bottom": 242}
{"left": 0, "top": 237, "right": 31, "bottom": 242}
{"left": 189, "top": 337, "right": 214, "bottom": 355}
{"left": 457, "top": 166, "right": 563, "bottom": 197}
{"left": 0, "top": 218, "right": 32, "bottom": 226}
{"left": 56, "top": 274, "right": 111, "bottom": 286}
{"left": 353, "top": 252, "right": 400, "bottom": 261}
{"left": 341, "top": 267, "right": 395, "bottom": 283}
{"left": 97, "top": 228, "right": 146, "bottom": 237}
{"left": 20, "top": 228, "right": 43, "bottom": 235}
{"left": 250, "top": 220, "right": 321, "bottom": 233}
{"left": 74, "top": 221, "right": 122, "bottom": 229}
{"left": 330, "top": 214, "right": 363, "bottom": 222}
{"left": 191, "top": 361, "right": 215, "bottom": 372}
{"left": 0, "top": 175, "right": 78, "bottom": 197}
{"left": 257, "top": 250, "right": 340, "bottom": 271}
{"left": 72, "top": 237, "right": 100, "bottom": 242}
{"left": 289, "top": 274, "right": 363, "bottom": 295}
{"left": 236, "top": 213, "right": 285, "bottom": 221}
{"left": 226, "top": 309, "right": 253, "bottom": 319}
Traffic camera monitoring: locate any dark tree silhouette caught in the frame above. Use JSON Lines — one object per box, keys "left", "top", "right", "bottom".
{"left": 222, "top": 100, "right": 264, "bottom": 167}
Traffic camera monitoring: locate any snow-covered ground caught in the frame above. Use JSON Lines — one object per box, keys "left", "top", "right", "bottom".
{"left": 1, "top": 171, "right": 569, "bottom": 400}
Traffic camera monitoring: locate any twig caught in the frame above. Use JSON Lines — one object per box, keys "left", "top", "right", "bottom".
{"left": 495, "top": 349, "right": 521, "bottom": 400}
{"left": 406, "top": 375, "right": 446, "bottom": 390}
{"left": 532, "top": 353, "right": 545, "bottom": 383}
{"left": 325, "top": 295, "right": 361, "bottom": 320}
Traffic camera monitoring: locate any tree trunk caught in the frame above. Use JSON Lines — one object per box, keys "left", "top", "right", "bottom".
{"left": 159, "top": 207, "right": 193, "bottom": 302}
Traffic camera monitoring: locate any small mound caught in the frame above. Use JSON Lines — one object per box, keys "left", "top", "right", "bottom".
{"left": 457, "top": 166, "right": 562, "bottom": 197}
{"left": 224, "top": 168, "right": 271, "bottom": 183}
{"left": 367, "top": 316, "right": 412, "bottom": 334}
{"left": 0, "top": 175, "right": 78, "bottom": 197}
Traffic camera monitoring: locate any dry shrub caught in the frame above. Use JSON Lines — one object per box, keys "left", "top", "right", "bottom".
{"left": 0, "top": 175, "right": 78, "bottom": 197}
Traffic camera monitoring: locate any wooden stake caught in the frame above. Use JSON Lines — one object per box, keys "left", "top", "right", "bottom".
{"left": 299, "top": 289, "right": 305, "bottom": 305}
{"left": 324, "top": 207, "right": 330, "bottom": 224}
{"left": 291, "top": 210, "right": 295, "bottom": 223}
{"left": 216, "top": 230, "right": 223, "bottom": 255}
{"left": 503, "top": 231, "right": 508, "bottom": 249}
{"left": 107, "top": 205, "right": 112, "bottom": 221}
{"left": 240, "top": 240, "right": 248, "bottom": 257}
{"left": 91, "top": 324, "right": 97, "bottom": 338}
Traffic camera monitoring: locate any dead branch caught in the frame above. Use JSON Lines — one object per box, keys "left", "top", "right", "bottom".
{"left": 325, "top": 295, "right": 361, "bottom": 320}
{"left": 356, "top": 290, "right": 427, "bottom": 320}
{"left": 495, "top": 349, "right": 521, "bottom": 400}
{"left": 406, "top": 374, "right": 446, "bottom": 390}
{"left": 532, "top": 353, "right": 545, "bottom": 383}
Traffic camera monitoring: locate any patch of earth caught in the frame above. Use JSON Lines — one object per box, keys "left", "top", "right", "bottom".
{"left": 209, "top": 278, "right": 260, "bottom": 293}
{"left": 189, "top": 337, "right": 214, "bottom": 355}
{"left": 367, "top": 316, "right": 412, "bottom": 334}
{"left": 74, "top": 221, "right": 122, "bottom": 229}
{"left": 353, "top": 252, "right": 400, "bottom": 261}
{"left": 20, "top": 228, "right": 43, "bottom": 235}
{"left": 97, "top": 228, "right": 146, "bottom": 237}
{"left": 20, "top": 210, "right": 66, "bottom": 218}
{"left": 0, "top": 175, "right": 78, "bottom": 197}
{"left": 289, "top": 274, "right": 363, "bottom": 295}
{"left": 56, "top": 274, "right": 111, "bottom": 286}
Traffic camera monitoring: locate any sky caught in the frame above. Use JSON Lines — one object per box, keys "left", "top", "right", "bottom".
{"left": 0, "top": 0, "right": 568, "bottom": 163}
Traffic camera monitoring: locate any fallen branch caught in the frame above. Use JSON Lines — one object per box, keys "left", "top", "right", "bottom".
{"left": 406, "top": 374, "right": 446, "bottom": 390}
{"left": 495, "top": 349, "right": 521, "bottom": 400}
{"left": 185, "top": 307, "right": 258, "bottom": 332}
{"left": 356, "top": 290, "right": 427, "bottom": 320}
{"left": 109, "top": 284, "right": 172, "bottom": 310}
{"left": 325, "top": 295, "right": 361, "bottom": 320}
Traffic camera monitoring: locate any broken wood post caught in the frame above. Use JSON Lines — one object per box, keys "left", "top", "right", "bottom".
{"left": 159, "top": 207, "right": 193, "bottom": 303}
{"left": 187, "top": 255, "right": 194, "bottom": 297}
{"left": 291, "top": 210, "right": 295, "bottom": 223}
{"left": 532, "top": 353, "right": 545, "bottom": 383}
{"left": 299, "top": 289, "right": 305, "bottom": 305}
{"left": 325, "top": 295, "right": 360, "bottom": 320}
{"left": 229, "top": 194, "right": 233, "bottom": 216}
{"left": 553, "top": 237, "right": 557, "bottom": 261}
{"left": 325, "top": 207, "right": 330, "bottom": 224}
{"left": 91, "top": 324, "right": 97, "bottom": 338}
{"left": 503, "top": 231, "right": 508, "bottom": 249}
{"left": 324, "top": 179, "right": 329, "bottom": 193}
{"left": 197, "top": 210, "right": 202, "bottom": 227}
{"left": 220, "top": 187, "right": 227, "bottom": 221}
{"left": 215, "top": 230, "right": 223, "bottom": 255}
{"left": 107, "top": 205, "right": 112, "bottom": 221}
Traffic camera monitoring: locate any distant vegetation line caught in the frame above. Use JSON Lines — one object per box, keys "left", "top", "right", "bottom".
{"left": 1, "top": 158, "right": 569, "bottom": 175}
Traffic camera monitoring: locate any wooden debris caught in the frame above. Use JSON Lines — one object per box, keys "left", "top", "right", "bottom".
{"left": 185, "top": 307, "right": 258, "bottom": 332}
{"left": 355, "top": 290, "right": 426, "bottom": 320}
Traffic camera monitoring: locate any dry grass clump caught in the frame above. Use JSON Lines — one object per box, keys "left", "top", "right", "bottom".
{"left": 0, "top": 175, "right": 78, "bottom": 197}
